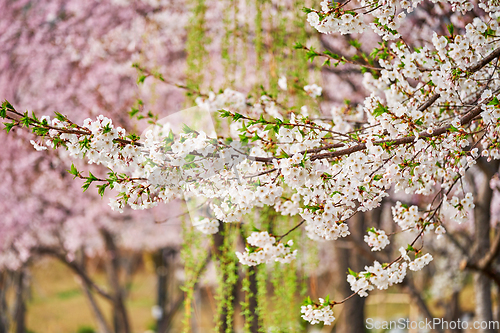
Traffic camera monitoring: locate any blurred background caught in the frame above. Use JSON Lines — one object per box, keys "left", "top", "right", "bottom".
{"left": 0, "top": 0, "right": 499, "bottom": 332}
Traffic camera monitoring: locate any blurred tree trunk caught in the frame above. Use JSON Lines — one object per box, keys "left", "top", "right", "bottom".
{"left": 76, "top": 249, "right": 112, "bottom": 333}
{"left": 403, "top": 278, "right": 444, "bottom": 333}
{"left": 102, "top": 230, "right": 131, "bottom": 333}
{"left": 155, "top": 247, "right": 176, "bottom": 333}
{"left": 13, "top": 269, "right": 26, "bottom": 333}
{"left": 0, "top": 271, "right": 10, "bottom": 333}
{"left": 472, "top": 160, "right": 498, "bottom": 333}
{"left": 333, "top": 213, "right": 367, "bottom": 333}
{"left": 445, "top": 291, "right": 462, "bottom": 333}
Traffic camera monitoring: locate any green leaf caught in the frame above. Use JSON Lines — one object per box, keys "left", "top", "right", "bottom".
{"left": 32, "top": 126, "right": 49, "bottom": 136}
{"left": 372, "top": 103, "right": 388, "bottom": 118}
{"left": 488, "top": 97, "right": 499, "bottom": 106}
{"left": 68, "top": 164, "right": 79, "bottom": 178}
{"left": 278, "top": 150, "right": 290, "bottom": 158}
{"left": 137, "top": 75, "right": 147, "bottom": 84}
{"left": 264, "top": 124, "right": 274, "bottom": 131}
{"left": 3, "top": 121, "right": 16, "bottom": 133}
{"left": 182, "top": 123, "right": 195, "bottom": 134}
{"left": 97, "top": 183, "right": 108, "bottom": 197}
{"left": 82, "top": 181, "right": 91, "bottom": 192}
{"left": 373, "top": 174, "right": 382, "bottom": 181}
{"left": 306, "top": 48, "right": 319, "bottom": 62}
{"left": 323, "top": 50, "right": 340, "bottom": 60}
{"left": 88, "top": 171, "right": 98, "bottom": 182}
{"left": 129, "top": 107, "right": 139, "bottom": 117}
{"left": 447, "top": 24, "right": 454, "bottom": 36}
{"left": 1, "top": 101, "right": 13, "bottom": 118}
{"left": 348, "top": 39, "right": 362, "bottom": 49}
{"left": 126, "top": 133, "right": 140, "bottom": 141}
{"left": 348, "top": 268, "right": 358, "bottom": 277}
{"left": 54, "top": 112, "right": 66, "bottom": 122}
{"left": 293, "top": 42, "right": 304, "bottom": 50}
{"left": 219, "top": 110, "right": 232, "bottom": 118}
{"left": 406, "top": 244, "right": 415, "bottom": 252}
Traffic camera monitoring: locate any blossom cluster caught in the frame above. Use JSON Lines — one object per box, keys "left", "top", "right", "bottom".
{"left": 347, "top": 247, "right": 433, "bottom": 297}
{"left": 303, "top": 84, "right": 323, "bottom": 98}
{"left": 391, "top": 203, "right": 422, "bottom": 231}
{"left": 300, "top": 298, "right": 335, "bottom": 326}
{"left": 442, "top": 193, "right": 475, "bottom": 224}
{"left": 235, "top": 232, "right": 297, "bottom": 266}
{"left": 364, "top": 228, "right": 390, "bottom": 251}
{"left": 194, "top": 217, "right": 220, "bottom": 235}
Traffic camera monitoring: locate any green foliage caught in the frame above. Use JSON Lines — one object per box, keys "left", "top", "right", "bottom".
{"left": 76, "top": 326, "right": 96, "bottom": 333}
{"left": 185, "top": 0, "right": 208, "bottom": 101}
{"left": 447, "top": 23, "right": 454, "bottom": 36}
{"left": 214, "top": 223, "right": 239, "bottom": 333}
{"left": 68, "top": 164, "right": 79, "bottom": 179}
{"left": 180, "top": 217, "right": 207, "bottom": 333}
{"left": 372, "top": 102, "right": 389, "bottom": 118}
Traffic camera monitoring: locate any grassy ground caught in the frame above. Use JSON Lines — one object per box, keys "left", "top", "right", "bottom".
{"left": 26, "top": 258, "right": 159, "bottom": 333}
{"left": 21, "top": 258, "right": 478, "bottom": 333}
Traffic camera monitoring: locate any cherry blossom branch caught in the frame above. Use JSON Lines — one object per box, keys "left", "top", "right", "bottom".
{"left": 276, "top": 219, "right": 305, "bottom": 242}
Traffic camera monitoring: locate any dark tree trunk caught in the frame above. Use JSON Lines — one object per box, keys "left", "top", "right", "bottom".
{"left": 13, "top": 269, "right": 26, "bottom": 333}
{"left": 0, "top": 271, "right": 10, "bottom": 333}
{"left": 445, "top": 291, "right": 462, "bottom": 333}
{"left": 333, "top": 213, "right": 367, "bottom": 333}
{"left": 155, "top": 247, "right": 176, "bottom": 333}
{"left": 102, "top": 230, "right": 131, "bottom": 333}
{"left": 76, "top": 249, "right": 112, "bottom": 333}
{"left": 471, "top": 160, "right": 498, "bottom": 333}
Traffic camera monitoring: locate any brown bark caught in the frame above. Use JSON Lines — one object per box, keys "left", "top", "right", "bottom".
{"left": 0, "top": 271, "right": 9, "bottom": 333}
{"left": 402, "top": 278, "right": 444, "bottom": 333}
{"left": 155, "top": 247, "right": 176, "bottom": 333}
{"left": 333, "top": 213, "right": 367, "bottom": 333}
{"left": 471, "top": 160, "right": 498, "bottom": 333}
{"left": 102, "top": 230, "right": 131, "bottom": 333}
{"left": 76, "top": 249, "right": 112, "bottom": 333}
{"left": 13, "top": 269, "right": 26, "bottom": 333}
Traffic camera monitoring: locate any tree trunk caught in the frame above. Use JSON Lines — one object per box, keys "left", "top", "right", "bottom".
{"left": 445, "top": 291, "right": 462, "bottom": 333}
{"left": 333, "top": 213, "right": 367, "bottom": 333}
{"left": 472, "top": 160, "right": 498, "bottom": 333}
{"left": 76, "top": 249, "right": 112, "bottom": 333}
{"left": 403, "top": 278, "right": 444, "bottom": 333}
{"left": 0, "top": 271, "right": 10, "bottom": 333}
{"left": 155, "top": 247, "right": 176, "bottom": 333}
{"left": 13, "top": 269, "right": 26, "bottom": 333}
{"left": 102, "top": 230, "right": 131, "bottom": 333}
